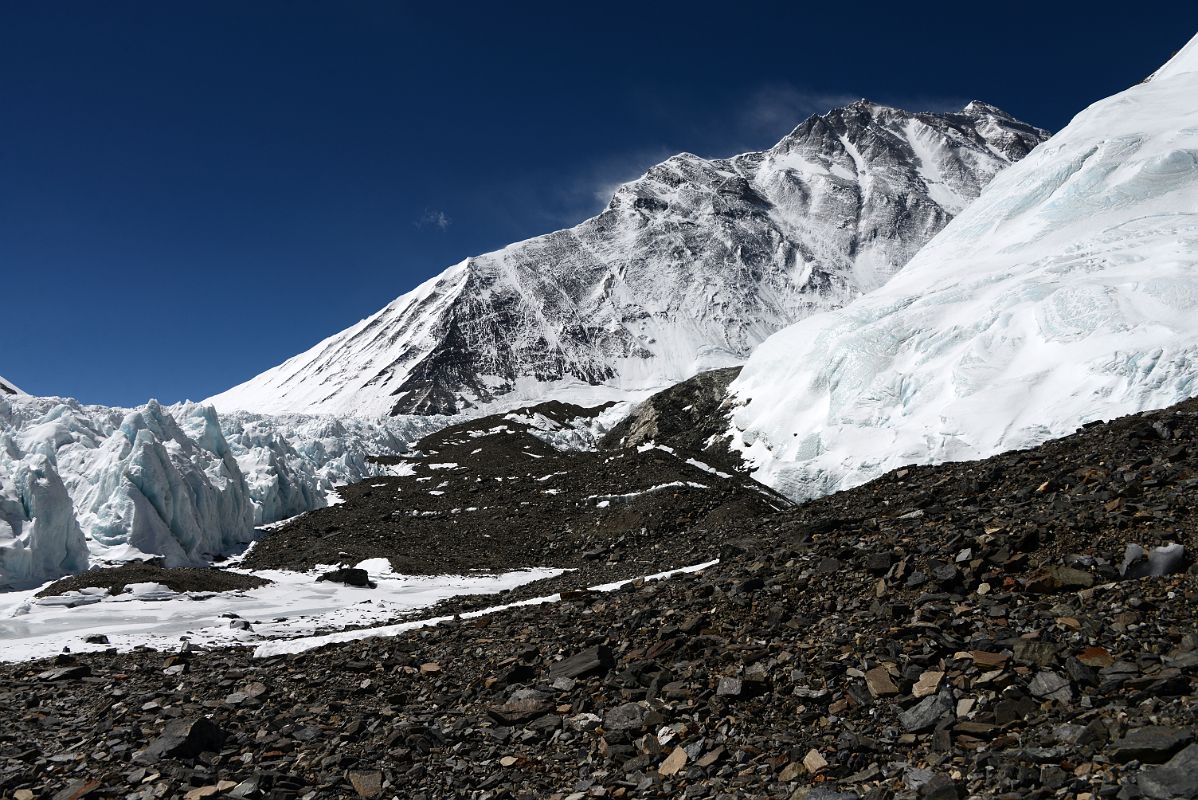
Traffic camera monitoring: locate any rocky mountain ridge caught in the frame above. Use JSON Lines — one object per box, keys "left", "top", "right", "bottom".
{"left": 207, "top": 101, "right": 1048, "bottom": 418}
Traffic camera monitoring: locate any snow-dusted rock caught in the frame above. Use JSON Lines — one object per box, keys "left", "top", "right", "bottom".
{"left": 0, "top": 374, "right": 22, "bottom": 396}
{"left": 0, "top": 395, "right": 440, "bottom": 588}
{"left": 729, "top": 35, "right": 1198, "bottom": 501}
{"left": 207, "top": 101, "right": 1047, "bottom": 418}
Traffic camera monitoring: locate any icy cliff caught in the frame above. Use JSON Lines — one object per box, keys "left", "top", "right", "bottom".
{"left": 729, "top": 35, "right": 1198, "bottom": 500}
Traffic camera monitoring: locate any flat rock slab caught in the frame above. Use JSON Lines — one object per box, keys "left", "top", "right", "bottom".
{"left": 548, "top": 644, "right": 614, "bottom": 679}
{"left": 136, "top": 717, "right": 226, "bottom": 764}
{"left": 1109, "top": 726, "right": 1194, "bottom": 763}
{"left": 1139, "top": 743, "right": 1198, "bottom": 799}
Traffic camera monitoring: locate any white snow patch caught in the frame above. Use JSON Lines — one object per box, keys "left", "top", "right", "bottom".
{"left": 587, "top": 481, "right": 708, "bottom": 506}
{"left": 0, "top": 564, "right": 562, "bottom": 662}
{"left": 253, "top": 559, "right": 719, "bottom": 657}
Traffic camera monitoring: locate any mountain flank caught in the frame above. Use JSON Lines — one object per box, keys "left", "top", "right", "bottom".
{"left": 240, "top": 399, "right": 786, "bottom": 584}
{"left": 207, "top": 102, "right": 1048, "bottom": 418}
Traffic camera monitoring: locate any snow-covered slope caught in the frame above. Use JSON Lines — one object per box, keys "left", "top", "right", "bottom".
{"left": 729, "top": 35, "right": 1198, "bottom": 501}
{"left": 208, "top": 101, "right": 1048, "bottom": 417}
{"left": 0, "top": 395, "right": 441, "bottom": 589}
{"left": 0, "top": 374, "right": 23, "bottom": 396}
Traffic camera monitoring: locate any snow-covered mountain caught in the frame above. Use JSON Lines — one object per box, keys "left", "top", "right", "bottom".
{"left": 729, "top": 35, "right": 1198, "bottom": 501}
{"left": 208, "top": 101, "right": 1048, "bottom": 418}
{"left": 0, "top": 394, "right": 441, "bottom": 589}
{"left": 0, "top": 375, "right": 23, "bottom": 396}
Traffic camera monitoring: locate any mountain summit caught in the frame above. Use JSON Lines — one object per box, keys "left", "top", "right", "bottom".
{"left": 0, "top": 375, "right": 23, "bottom": 396}
{"left": 208, "top": 101, "right": 1047, "bottom": 417}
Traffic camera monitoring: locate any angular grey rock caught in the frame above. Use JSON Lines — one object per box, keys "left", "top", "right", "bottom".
{"left": 1109, "top": 726, "right": 1194, "bottom": 764}
{"left": 548, "top": 644, "right": 614, "bottom": 679}
{"left": 137, "top": 717, "right": 226, "bottom": 763}
{"left": 920, "top": 775, "right": 960, "bottom": 800}
{"left": 36, "top": 665, "right": 90, "bottom": 681}
{"left": 899, "top": 688, "right": 955, "bottom": 732}
{"left": 1139, "top": 743, "right": 1198, "bottom": 799}
{"left": 1029, "top": 670, "right": 1073, "bottom": 703}
{"left": 604, "top": 702, "right": 647, "bottom": 732}
{"left": 1121, "top": 543, "right": 1187, "bottom": 579}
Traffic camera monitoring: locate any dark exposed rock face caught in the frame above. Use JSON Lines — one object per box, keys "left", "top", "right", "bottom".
{"left": 600, "top": 366, "right": 746, "bottom": 473}
{"left": 241, "top": 400, "right": 787, "bottom": 578}
{"left": 207, "top": 102, "right": 1049, "bottom": 418}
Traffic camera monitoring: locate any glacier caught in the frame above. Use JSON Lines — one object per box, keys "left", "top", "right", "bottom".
{"left": 728, "top": 34, "right": 1198, "bottom": 501}
{"left": 207, "top": 101, "right": 1047, "bottom": 418}
{"left": 0, "top": 394, "right": 442, "bottom": 589}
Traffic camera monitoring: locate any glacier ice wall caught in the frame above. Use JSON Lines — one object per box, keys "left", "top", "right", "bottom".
{"left": 729, "top": 34, "right": 1198, "bottom": 501}
{"left": 0, "top": 395, "right": 442, "bottom": 589}
{"left": 0, "top": 453, "right": 89, "bottom": 589}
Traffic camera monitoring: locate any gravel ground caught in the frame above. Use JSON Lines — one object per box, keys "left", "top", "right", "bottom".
{"left": 2, "top": 396, "right": 1197, "bottom": 800}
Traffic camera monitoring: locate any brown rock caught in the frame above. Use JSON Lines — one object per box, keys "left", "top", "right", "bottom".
{"left": 913, "top": 669, "right": 944, "bottom": 698}
{"left": 970, "top": 650, "right": 1009, "bottom": 668}
{"left": 348, "top": 770, "right": 384, "bottom": 799}
{"left": 865, "top": 665, "right": 899, "bottom": 697}
{"left": 659, "top": 746, "right": 688, "bottom": 776}
{"left": 183, "top": 788, "right": 219, "bottom": 800}
{"left": 1077, "top": 646, "right": 1115, "bottom": 668}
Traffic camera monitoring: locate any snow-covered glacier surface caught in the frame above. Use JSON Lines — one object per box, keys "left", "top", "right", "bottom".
{"left": 728, "top": 35, "right": 1198, "bottom": 501}
{"left": 208, "top": 101, "right": 1047, "bottom": 418}
{"left": 0, "top": 395, "right": 442, "bottom": 589}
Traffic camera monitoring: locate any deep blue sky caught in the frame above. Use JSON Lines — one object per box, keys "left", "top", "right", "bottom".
{"left": 3, "top": 3, "right": 1193, "bottom": 406}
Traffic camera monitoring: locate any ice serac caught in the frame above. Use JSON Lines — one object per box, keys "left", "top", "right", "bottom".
{"left": 729, "top": 35, "right": 1198, "bottom": 501}
{"left": 0, "top": 394, "right": 440, "bottom": 588}
{"left": 207, "top": 102, "right": 1048, "bottom": 417}
{"left": 0, "top": 454, "right": 89, "bottom": 590}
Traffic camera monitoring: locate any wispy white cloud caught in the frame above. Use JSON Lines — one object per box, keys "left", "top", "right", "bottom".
{"left": 736, "top": 84, "right": 970, "bottom": 145}
{"left": 740, "top": 85, "right": 861, "bottom": 140}
{"left": 565, "top": 145, "right": 677, "bottom": 212}
{"left": 489, "top": 146, "right": 677, "bottom": 230}
{"left": 414, "top": 208, "right": 452, "bottom": 231}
